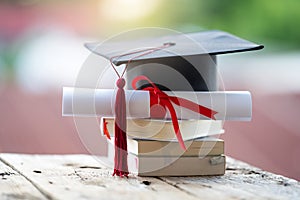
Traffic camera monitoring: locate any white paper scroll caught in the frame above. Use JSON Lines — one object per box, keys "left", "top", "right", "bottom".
{"left": 62, "top": 87, "right": 150, "bottom": 118}
{"left": 62, "top": 87, "right": 252, "bottom": 121}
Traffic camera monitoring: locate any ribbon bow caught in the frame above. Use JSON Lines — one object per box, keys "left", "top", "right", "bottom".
{"left": 132, "top": 75, "right": 218, "bottom": 150}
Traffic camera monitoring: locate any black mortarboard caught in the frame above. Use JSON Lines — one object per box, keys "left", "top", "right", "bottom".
{"left": 85, "top": 30, "right": 263, "bottom": 91}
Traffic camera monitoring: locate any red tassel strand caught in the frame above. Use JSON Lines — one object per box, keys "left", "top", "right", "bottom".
{"left": 113, "top": 78, "right": 129, "bottom": 177}
{"left": 108, "top": 43, "right": 174, "bottom": 177}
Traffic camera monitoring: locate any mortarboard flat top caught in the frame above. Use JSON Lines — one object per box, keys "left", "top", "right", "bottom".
{"left": 85, "top": 30, "right": 264, "bottom": 66}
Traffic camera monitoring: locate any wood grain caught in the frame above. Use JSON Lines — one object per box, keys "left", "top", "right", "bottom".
{"left": 0, "top": 154, "right": 196, "bottom": 200}
{"left": 0, "top": 154, "right": 299, "bottom": 200}
{"left": 0, "top": 157, "right": 46, "bottom": 200}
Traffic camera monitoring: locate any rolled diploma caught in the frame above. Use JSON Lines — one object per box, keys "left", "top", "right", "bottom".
{"left": 62, "top": 87, "right": 150, "bottom": 118}
{"left": 62, "top": 87, "right": 252, "bottom": 121}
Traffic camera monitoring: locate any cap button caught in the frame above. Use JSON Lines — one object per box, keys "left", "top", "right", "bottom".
{"left": 163, "top": 42, "right": 176, "bottom": 46}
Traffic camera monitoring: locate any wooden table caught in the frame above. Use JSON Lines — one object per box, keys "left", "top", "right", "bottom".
{"left": 0, "top": 154, "right": 299, "bottom": 200}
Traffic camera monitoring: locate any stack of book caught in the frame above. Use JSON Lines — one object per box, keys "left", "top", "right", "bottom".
{"left": 101, "top": 118, "right": 225, "bottom": 176}
{"left": 63, "top": 87, "right": 251, "bottom": 176}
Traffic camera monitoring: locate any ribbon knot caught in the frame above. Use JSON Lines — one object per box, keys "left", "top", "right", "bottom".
{"left": 132, "top": 75, "right": 218, "bottom": 150}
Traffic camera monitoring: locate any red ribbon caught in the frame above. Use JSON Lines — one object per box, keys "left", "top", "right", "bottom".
{"left": 131, "top": 75, "right": 218, "bottom": 150}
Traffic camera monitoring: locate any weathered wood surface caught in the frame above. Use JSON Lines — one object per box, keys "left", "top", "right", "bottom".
{"left": 0, "top": 154, "right": 299, "bottom": 200}
{"left": 0, "top": 157, "right": 47, "bottom": 200}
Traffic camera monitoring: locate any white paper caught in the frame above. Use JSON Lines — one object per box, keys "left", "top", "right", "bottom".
{"left": 62, "top": 87, "right": 252, "bottom": 121}
{"left": 169, "top": 91, "right": 252, "bottom": 121}
{"left": 62, "top": 87, "right": 150, "bottom": 118}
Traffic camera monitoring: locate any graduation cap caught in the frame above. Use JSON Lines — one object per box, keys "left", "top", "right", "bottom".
{"left": 84, "top": 30, "right": 263, "bottom": 177}
{"left": 85, "top": 30, "right": 263, "bottom": 91}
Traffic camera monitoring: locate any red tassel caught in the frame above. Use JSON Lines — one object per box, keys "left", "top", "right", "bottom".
{"left": 108, "top": 43, "right": 174, "bottom": 177}
{"left": 113, "top": 78, "right": 129, "bottom": 177}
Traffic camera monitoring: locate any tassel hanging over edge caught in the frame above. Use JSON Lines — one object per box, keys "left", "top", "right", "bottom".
{"left": 113, "top": 78, "right": 129, "bottom": 177}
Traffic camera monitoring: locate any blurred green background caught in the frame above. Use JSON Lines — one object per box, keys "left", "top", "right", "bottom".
{"left": 129, "top": 0, "right": 300, "bottom": 50}
{"left": 153, "top": 0, "right": 300, "bottom": 50}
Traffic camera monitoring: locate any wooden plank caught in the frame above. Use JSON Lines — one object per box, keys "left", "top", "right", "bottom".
{"left": 159, "top": 157, "right": 300, "bottom": 200}
{"left": 1, "top": 154, "right": 299, "bottom": 200}
{"left": 0, "top": 158, "right": 46, "bottom": 200}
{"left": 0, "top": 154, "right": 197, "bottom": 200}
